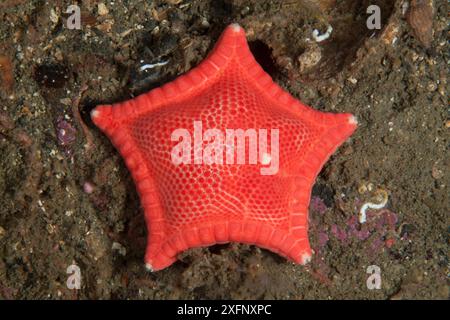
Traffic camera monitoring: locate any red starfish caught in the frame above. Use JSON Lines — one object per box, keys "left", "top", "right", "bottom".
{"left": 91, "top": 24, "right": 357, "bottom": 271}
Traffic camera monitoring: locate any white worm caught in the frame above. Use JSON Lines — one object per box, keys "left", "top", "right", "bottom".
{"left": 359, "top": 190, "right": 388, "bottom": 224}
{"left": 139, "top": 60, "right": 169, "bottom": 72}
{"left": 312, "top": 25, "right": 333, "bottom": 42}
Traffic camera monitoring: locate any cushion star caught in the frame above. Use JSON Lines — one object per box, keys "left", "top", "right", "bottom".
{"left": 91, "top": 24, "right": 357, "bottom": 271}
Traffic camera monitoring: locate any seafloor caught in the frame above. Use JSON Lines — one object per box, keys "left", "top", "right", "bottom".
{"left": 0, "top": 0, "right": 448, "bottom": 299}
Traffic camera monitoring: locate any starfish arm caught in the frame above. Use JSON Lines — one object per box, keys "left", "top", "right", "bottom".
{"left": 90, "top": 24, "right": 247, "bottom": 130}
{"left": 287, "top": 115, "right": 357, "bottom": 263}
{"left": 144, "top": 222, "right": 314, "bottom": 271}
{"left": 226, "top": 24, "right": 355, "bottom": 131}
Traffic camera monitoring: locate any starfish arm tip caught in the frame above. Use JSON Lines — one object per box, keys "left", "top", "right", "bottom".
{"left": 145, "top": 263, "right": 154, "bottom": 272}
{"left": 300, "top": 252, "right": 312, "bottom": 265}
{"left": 229, "top": 23, "right": 242, "bottom": 32}
{"left": 90, "top": 109, "right": 100, "bottom": 119}
{"left": 90, "top": 104, "right": 115, "bottom": 131}
{"left": 348, "top": 114, "right": 358, "bottom": 126}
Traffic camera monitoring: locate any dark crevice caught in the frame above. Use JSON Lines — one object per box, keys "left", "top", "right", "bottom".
{"left": 248, "top": 40, "right": 278, "bottom": 78}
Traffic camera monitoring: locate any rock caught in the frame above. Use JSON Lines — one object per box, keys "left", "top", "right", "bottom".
{"left": 406, "top": 0, "right": 434, "bottom": 48}
{"left": 85, "top": 231, "right": 108, "bottom": 261}
{"left": 165, "top": 0, "right": 183, "bottom": 4}
{"left": 297, "top": 43, "right": 322, "bottom": 73}
{"left": 316, "top": 0, "right": 336, "bottom": 12}
{"left": 0, "top": 55, "right": 14, "bottom": 94}
{"left": 96, "top": 20, "right": 114, "bottom": 33}
{"left": 431, "top": 163, "right": 444, "bottom": 179}
{"left": 98, "top": 3, "right": 109, "bottom": 16}
{"left": 381, "top": 22, "right": 400, "bottom": 46}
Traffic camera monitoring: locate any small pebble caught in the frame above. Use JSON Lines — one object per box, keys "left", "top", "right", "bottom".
{"left": 431, "top": 164, "right": 444, "bottom": 179}
{"left": 297, "top": 44, "right": 322, "bottom": 73}
{"left": 98, "top": 3, "right": 109, "bottom": 16}
{"left": 347, "top": 77, "right": 358, "bottom": 84}
{"left": 49, "top": 9, "right": 59, "bottom": 24}
{"left": 112, "top": 242, "right": 127, "bottom": 256}
{"left": 427, "top": 81, "right": 437, "bottom": 92}
{"left": 83, "top": 182, "right": 95, "bottom": 194}
{"left": 165, "top": 0, "right": 183, "bottom": 4}
{"left": 56, "top": 118, "right": 76, "bottom": 147}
